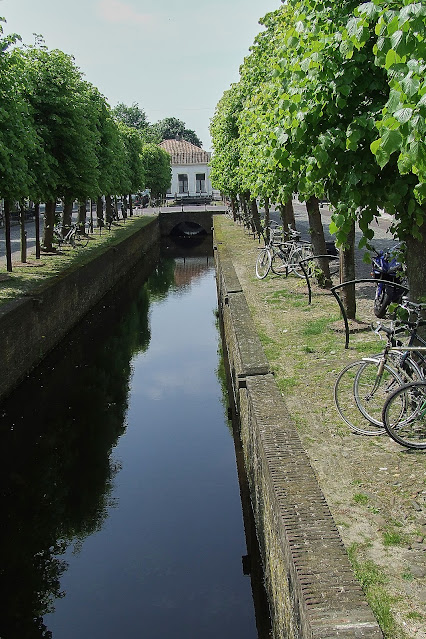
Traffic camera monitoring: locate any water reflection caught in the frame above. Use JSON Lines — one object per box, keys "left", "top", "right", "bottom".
{"left": 0, "top": 251, "right": 159, "bottom": 639}
{"left": 0, "top": 239, "right": 265, "bottom": 639}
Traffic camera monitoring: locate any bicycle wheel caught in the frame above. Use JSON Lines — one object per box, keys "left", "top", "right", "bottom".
{"left": 353, "top": 358, "right": 404, "bottom": 430}
{"left": 382, "top": 381, "right": 426, "bottom": 449}
{"left": 334, "top": 359, "right": 399, "bottom": 435}
{"left": 284, "top": 247, "right": 304, "bottom": 277}
{"left": 289, "top": 244, "right": 314, "bottom": 278}
{"left": 271, "top": 248, "right": 289, "bottom": 275}
{"left": 255, "top": 249, "right": 272, "bottom": 279}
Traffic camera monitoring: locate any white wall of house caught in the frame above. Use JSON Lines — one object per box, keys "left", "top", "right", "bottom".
{"left": 167, "top": 163, "right": 213, "bottom": 197}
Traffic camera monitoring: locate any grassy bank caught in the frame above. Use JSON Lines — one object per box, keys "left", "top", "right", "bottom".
{"left": 215, "top": 215, "right": 426, "bottom": 639}
{"left": 0, "top": 215, "right": 156, "bottom": 308}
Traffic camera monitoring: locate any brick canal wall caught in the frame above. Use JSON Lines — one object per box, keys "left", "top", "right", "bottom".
{"left": 0, "top": 218, "right": 160, "bottom": 402}
{"left": 213, "top": 221, "right": 382, "bottom": 639}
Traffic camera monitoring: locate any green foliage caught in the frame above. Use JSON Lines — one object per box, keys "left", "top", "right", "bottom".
{"left": 0, "top": 20, "right": 38, "bottom": 200}
{"left": 112, "top": 102, "right": 149, "bottom": 131}
{"left": 212, "top": 0, "right": 426, "bottom": 253}
{"left": 20, "top": 45, "right": 99, "bottom": 201}
{"left": 209, "top": 84, "right": 244, "bottom": 196}
{"left": 0, "top": 29, "right": 170, "bottom": 205}
{"left": 117, "top": 122, "right": 145, "bottom": 196}
{"left": 153, "top": 117, "right": 202, "bottom": 147}
{"left": 139, "top": 143, "right": 171, "bottom": 198}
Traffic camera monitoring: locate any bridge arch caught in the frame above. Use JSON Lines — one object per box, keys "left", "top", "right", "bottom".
{"left": 159, "top": 211, "right": 215, "bottom": 237}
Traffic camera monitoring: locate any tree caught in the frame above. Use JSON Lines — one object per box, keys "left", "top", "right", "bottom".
{"left": 21, "top": 46, "right": 100, "bottom": 250}
{"left": 341, "top": 0, "right": 426, "bottom": 301}
{"left": 209, "top": 84, "right": 244, "bottom": 210}
{"left": 117, "top": 122, "right": 145, "bottom": 210}
{"left": 0, "top": 21, "right": 38, "bottom": 271}
{"left": 139, "top": 144, "right": 171, "bottom": 200}
{"left": 112, "top": 102, "right": 149, "bottom": 132}
{"left": 154, "top": 117, "right": 202, "bottom": 147}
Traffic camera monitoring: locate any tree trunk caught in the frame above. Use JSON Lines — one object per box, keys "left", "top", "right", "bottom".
{"left": 339, "top": 220, "right": 356, "bottom": 320}
{"left": 78, "top": 201, "right": 87, "bottom": 231}
{"left": 88, "top": 199, "right": 94, "bottom": 232}
{"left": 264, "top": 197, "right": 270, "bottom": 242}
{"left": 97, "top": 197, "right": 104, "bottom": 231}
{"left": 4, "top": 199, "right": 12, "bottom": 272}
{"left": 35, "top": 202, "right": 40, "bottom": 259}
{"left": 240, "top": 193, "right": 249, "bottom": 221}
{"left": 230, "top": 195, "right": 238, "bottom": 221}
{"left": 249, "top": 198, "right": 262, "bottom": 238}
{"left": 278, "top": 198, "right": 295, "bottom": 239}
{"left": 405, "top": 214, "right": 426, "bottom": 304}
{"left": 19, "top": 204, "right": 27, "bottom": 263}
{"left": 42, "top": 200, "right": 56, "bottom": 252}
{"left": 128, "top": 193, "right": 133, "bottom": 217}
{"left": 285, "top": 198, "right": 296, "bottom": 231}
{"left": 306, "top": 196, "right": 332, "bottom": 288}
{"left": 106, "top": 195, "right": 113, "bottom": 225}
{"left": 122, "top": 195, "right": 128, "bottom": 219}
{"left": 62, "top": 198, "right": 73, "bottom": 237}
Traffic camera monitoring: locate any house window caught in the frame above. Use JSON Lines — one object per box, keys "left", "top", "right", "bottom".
{"left": 196, "top": 173, "right": 206, "bottom": 193}
{"left": 178, "top": 174, "right": 188, "bottom": 193}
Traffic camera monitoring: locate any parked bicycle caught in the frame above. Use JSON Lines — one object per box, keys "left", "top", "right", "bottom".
{"left": 53, "top": 222, "right": 89, "bottom": 248}
{"left": 334, "top": 299, "right": 426, "bottom": 436}
{"left": 255, "top": 225, "right": 313, "bottom": 280}
{"left": 382, "top": 380, "right": 426, "bottom": 449}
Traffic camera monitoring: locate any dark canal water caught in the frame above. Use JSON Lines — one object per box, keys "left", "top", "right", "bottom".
{"left": 0, "top": 240, "right": 269, "bottom": 639}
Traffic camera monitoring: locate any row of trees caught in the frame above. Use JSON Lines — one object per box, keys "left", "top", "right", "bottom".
{"left": 210, "top": 0, "right": 426, "bottom": 304}
{"left": 112, "top": 106, "right": 203, "bottom": 148}
{"left": 0, "top": 22, "right": 172, "bottom": 267}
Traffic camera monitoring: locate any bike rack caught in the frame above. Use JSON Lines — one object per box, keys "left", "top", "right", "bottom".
{"left": 298, "top": 254, "right": 340, "bottom": 304}
{"left": 330, "top": 279, "right": 409, "bottom": 349}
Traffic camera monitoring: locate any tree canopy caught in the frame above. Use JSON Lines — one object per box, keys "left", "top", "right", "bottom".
{"left": 153, "top": 117, "right": 203, "bottom": 147}
{"left": 140, "top": 144, "right": 171, "bottom": 199}
{"left": 210, "top": 0, "right": 426, "bottom": 300}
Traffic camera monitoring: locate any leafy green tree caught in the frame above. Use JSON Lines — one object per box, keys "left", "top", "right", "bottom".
{"left": 21, "top": 45, "right": 99, "bottom": 250}
{"left": 154, "top": 117, "right": 202, "bottom": 147}
{"left": 117, "top": 122, "right": 145, "bottom": 212}
{"left": 140, "top": 143, "right": 171, "bottom": 200}
{"left": 0, "top": 21, "right": 39, "bottom": 270}
{"left": 210, "top": 84, "right": 244, "bottom": 212}
{"left": 112, "top": 101, "right": 149, "bottom": 132}
{"left": 267, "top": 0, "right": 395, "bottom": 308}
{"left": 340, "top": 0, "right": 426, "bottom": 300}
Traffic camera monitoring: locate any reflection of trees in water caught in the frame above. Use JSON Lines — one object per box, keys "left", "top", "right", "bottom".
{"left": 0, "top": 273, "right": 152, "bottom": 639}
{"left": 147, "top": 257, "right": 177, "bottom": 301}
{"left": 214, "top": 314, "right": 233, "bottom": 436}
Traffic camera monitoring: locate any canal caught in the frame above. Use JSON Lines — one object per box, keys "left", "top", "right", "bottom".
{"left": 0, "top": 239, "right": 269, "bottom": 639}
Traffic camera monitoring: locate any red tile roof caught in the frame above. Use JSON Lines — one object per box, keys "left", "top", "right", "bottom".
{"left": 159, "top": 139, "right": 211, "bottom": 165}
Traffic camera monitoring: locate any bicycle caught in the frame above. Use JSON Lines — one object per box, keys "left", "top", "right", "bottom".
{"left": 255, "top": 223, "right": 279, "bottom": 279}
{"left": 255, "top": 225, "right": 313, "bottom": 280}
{"left": 53, "top": 223, "right": 89, "bottom": 248}
{"left": 382, "top": 380, "right": 426, "bottom": 449}
{"left": 334, "top": 300, "right": 426, "bottom": 435}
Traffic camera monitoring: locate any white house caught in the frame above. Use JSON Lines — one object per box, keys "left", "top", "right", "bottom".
{"left": 159, "top": 139, "right": 213, "bottom": 202}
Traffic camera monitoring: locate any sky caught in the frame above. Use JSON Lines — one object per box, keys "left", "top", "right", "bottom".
{"left": 0, "top": 0, "right": 281, "bottom": 151}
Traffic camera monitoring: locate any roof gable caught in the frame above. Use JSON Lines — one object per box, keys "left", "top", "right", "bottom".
{"left": 159, "top": 139, "right": 211, "bottom": 165}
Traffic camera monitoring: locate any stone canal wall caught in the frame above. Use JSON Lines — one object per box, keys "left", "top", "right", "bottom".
{"left": 0, "top": 218, "right": 160, "bottom": 401}
{"left": 213, "top": 224, "right": 382, "bottom": 639}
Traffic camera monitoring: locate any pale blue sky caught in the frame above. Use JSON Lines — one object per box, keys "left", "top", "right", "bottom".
{"left": 1, "top": 0, "right": 280, "bottom": 150}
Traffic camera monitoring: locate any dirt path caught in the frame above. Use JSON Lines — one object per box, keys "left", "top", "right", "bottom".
{"left": 215, "top": 210, "right": 426, "bottom": 638}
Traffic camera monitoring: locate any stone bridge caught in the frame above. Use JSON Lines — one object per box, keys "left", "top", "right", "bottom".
{"left": 158, "top": 209, "right": 224, "bottom": 237}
